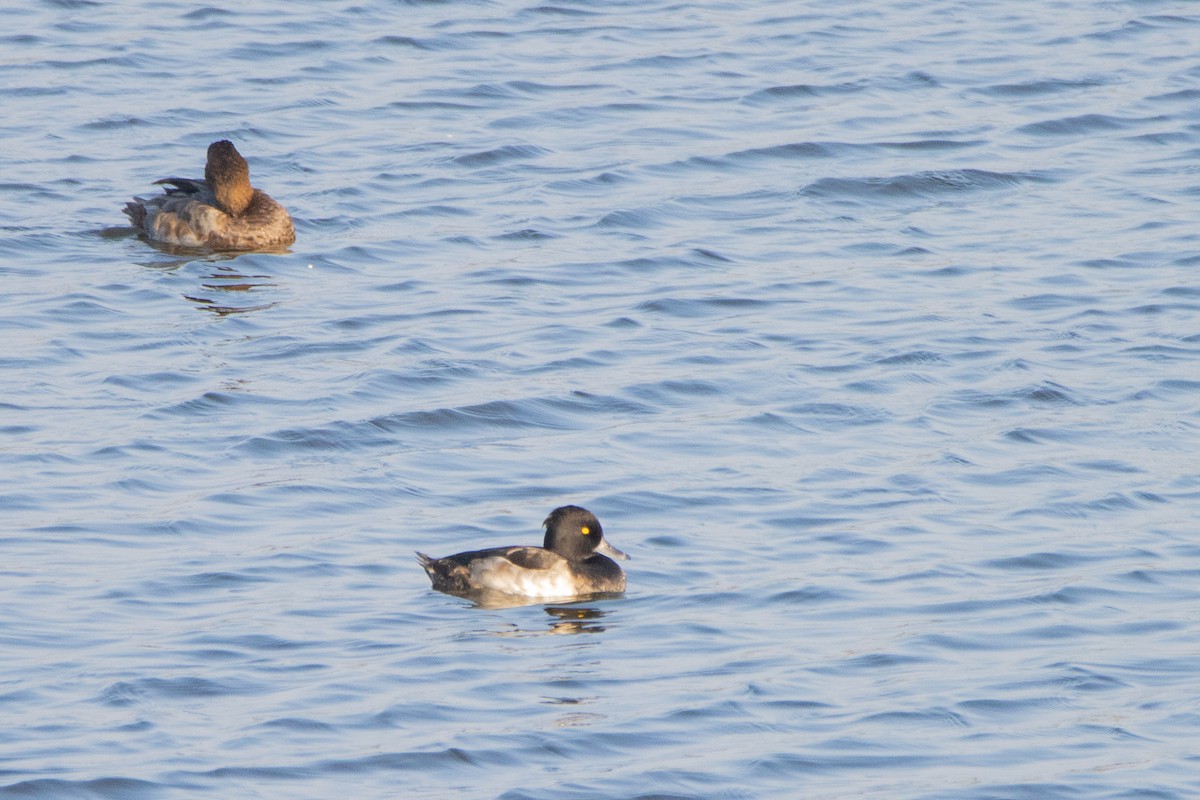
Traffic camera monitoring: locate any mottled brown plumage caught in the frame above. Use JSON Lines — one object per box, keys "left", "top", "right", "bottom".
{"left": 123, "top": 140, "right": 295, "bottom": 251}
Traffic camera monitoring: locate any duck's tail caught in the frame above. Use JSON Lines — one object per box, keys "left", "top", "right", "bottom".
{"left": 123, "top": 200, "right": 147, "bottom": 229}
{"left": 415, "top": 552, "right": 438, "bottom": 579}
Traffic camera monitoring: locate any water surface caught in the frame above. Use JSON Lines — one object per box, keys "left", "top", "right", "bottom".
{"left": 3, "top": 1, "right": 1200, "bottom": 798}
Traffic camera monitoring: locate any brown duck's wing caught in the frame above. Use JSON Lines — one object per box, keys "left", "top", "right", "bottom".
{"left": 153, "top": 177, "right": 208, "bottom": 195}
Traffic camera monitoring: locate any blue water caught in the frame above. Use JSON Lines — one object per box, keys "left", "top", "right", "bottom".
{"left": 4, "top": 0, "right": 1200, "bottom": 798}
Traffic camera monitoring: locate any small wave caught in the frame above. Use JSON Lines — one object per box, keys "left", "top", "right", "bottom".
{"left": 373, "top": 34, "right": 437, "bottom": 50}
{"left": 451, "top": 144, "right": 550, "bottom": 168}
{"left": 1012, "top": 491, "right": 1143, "bottom": 518}
{"left": 636, "top": 296, "right": 773, "bottom": 318}
{"left": 742, "top": 82, "right": 864, "bottom": 104}
{"left": 1002, "top": 427, "right": 1083, "bottom": 444}
{"left": 523, "top": 5, "right": 604, "bottom": 19}
{"left": 859, "top": 707, "right": 970, "bottom": 728}
{"left": 978, "top": 78, "right": 1110, "bottom": 97}
{"left": 491, "top": 227, "right": 558, "bottom": 242}
{"left": 874, "top": 349, "right": 947, "bottom": 366}
{"left": 801, "top": 169, "right": 1052, "bottom": 203}
{"left": 0, "top": 777, "right": 161, "bottom": 799}
{"left": 1017, "top": 113, "right": 1143, "bottom": 136}
{"left": 979, "top": 554, "right": 1099, "bottom": 573}
{"left": 751, "top": 751, "right": 933, "bottom": 775}
{"left": 100, "top": 676, "right": 259, "bottom": 705}
{"left": 1006, "top": 292, "right": 1097, "bottom": 311}
{"left": 355, "top": 392, "right": 656, "bottom": 445}
{"left": 780, "top": 402, "right": 890, "bottom": 427}
{"left": 596, "top": 207, "right": 663, "bottom": 230}
{"left": 545, "top": 170, "right": 634, "bottom": 194}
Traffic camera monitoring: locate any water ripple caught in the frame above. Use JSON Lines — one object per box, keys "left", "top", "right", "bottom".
{"left": 5, "top": 1, "right": 1200, "bottom": 799}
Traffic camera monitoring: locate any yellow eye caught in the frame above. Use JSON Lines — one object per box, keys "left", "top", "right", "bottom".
{"left": 581, "top": 526, "right": 591, "bottom": 535}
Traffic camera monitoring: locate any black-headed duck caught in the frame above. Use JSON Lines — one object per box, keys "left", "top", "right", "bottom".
{"left": 417, "top": 506, "right": 629, "bottom": 600}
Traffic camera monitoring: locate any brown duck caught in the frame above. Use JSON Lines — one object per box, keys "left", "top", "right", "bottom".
{"left": 124, "top": 140, "right": 295, "bottom": 250}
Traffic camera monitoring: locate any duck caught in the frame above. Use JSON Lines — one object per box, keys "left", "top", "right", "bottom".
{"left": 416, "top": 505, "right": 629, "bottom": 599}
{"left": 124, "top": 139, "right": 295, "bottom": 250}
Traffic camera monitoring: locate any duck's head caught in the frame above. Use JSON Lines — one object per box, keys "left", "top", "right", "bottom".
{"left": 205, "top": 139, "right": 254, "bottom": 217}
{"left": 543, "top": 505, "right": 629, "bottom": 563}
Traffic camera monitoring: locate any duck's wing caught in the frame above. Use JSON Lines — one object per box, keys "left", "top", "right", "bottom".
{"left": 152, "top": 177, "right": 208, "bottom": 195}
{"left": 422, "top": 545, "right": 557, "bottom": 570}
{"left": 416, "top": 546, "right": 570, "bottom": 597}
{"left": 416, "top": 546, "right": 536, "bottom": 591}
{"left": 497, "top": 546, "right": 562, "bottom": 570}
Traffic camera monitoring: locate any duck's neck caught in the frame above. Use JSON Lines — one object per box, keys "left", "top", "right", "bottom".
{"left": 213, "top": 180, "right": 254, "bottom": 217}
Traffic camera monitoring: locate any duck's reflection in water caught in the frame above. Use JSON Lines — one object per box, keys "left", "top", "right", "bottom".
{"left": 135, "top": 250, "right": 282, "bottom": 316}
{"left": 466, "top": 594, "right": 619, "bottom": 636}
{"left": 183, "top": 262, "right": 278, "bottom": 316}
{"left": 538, "top": 607, "right": 612, "bottom": 727}
{"left": 543, "top": 605, "right": 609, "bottom": 635}
{"left": 115, "top": 225, "right": 289, "bottom": 316}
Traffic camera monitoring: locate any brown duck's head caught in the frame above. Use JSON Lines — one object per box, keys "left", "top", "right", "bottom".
{"left": 205, "top": 140, "right": 254, "bottom": 217}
